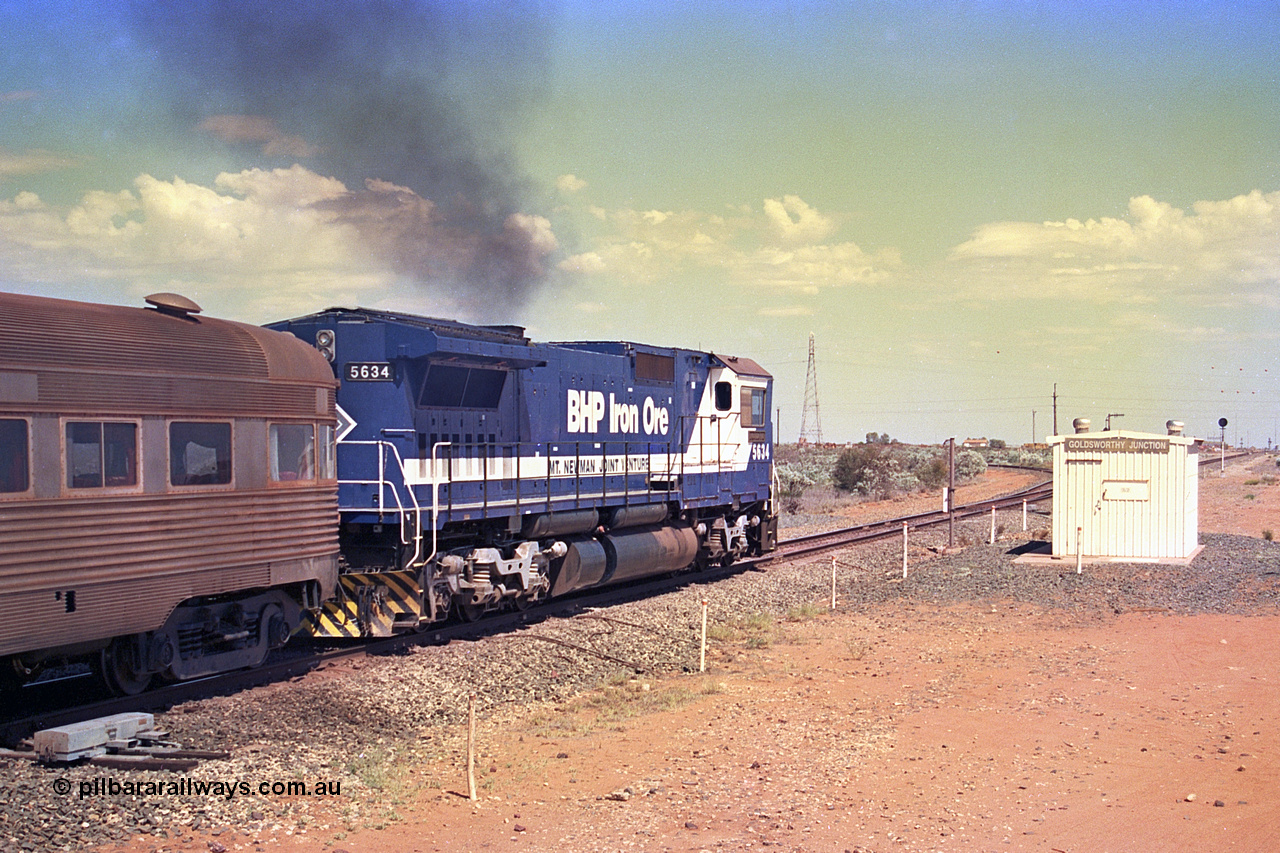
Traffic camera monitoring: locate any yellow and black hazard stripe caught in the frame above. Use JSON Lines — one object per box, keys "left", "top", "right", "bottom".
{"left": 303, "top": 570, "right": 423, "bottom": 638}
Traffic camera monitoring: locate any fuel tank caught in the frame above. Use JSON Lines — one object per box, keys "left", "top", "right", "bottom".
{"left": 601, "top": 524, "right": 699, "bottom": 585}
{"left": 549, "top": 524, "right": 699, "bottom": 596}
{"left": 549, "top": 537, "right": 607, "bottom": 597}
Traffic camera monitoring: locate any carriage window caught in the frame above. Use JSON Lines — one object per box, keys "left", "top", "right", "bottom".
{"left": 714, "top": 381, "right": 733, "bottom": 412}
{"left": 0, "top": 419, "right": 29, "bottom": 493}
{"left": 741, "top": 387, "right": 766, "bottom": 427}
{"left": 270, "top": 423, "right": 315, "bottom": 482}
{"left": 170, "top": 422, "right": 232, "bottom": 486}
{"left": 317, "top": 424, "right": 336, "bottom": 480}
{"left": 66, "top": 422, "right": 137, "bottom": 489}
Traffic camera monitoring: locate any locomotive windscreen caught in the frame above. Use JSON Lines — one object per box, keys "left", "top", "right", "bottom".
{"left": 415, "top": 363, "right": 507, "bottom": 409}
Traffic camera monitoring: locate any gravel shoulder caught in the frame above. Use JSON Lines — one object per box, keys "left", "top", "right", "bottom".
{"left": 5, "top": 456, "right": 1278, "bottom": 853}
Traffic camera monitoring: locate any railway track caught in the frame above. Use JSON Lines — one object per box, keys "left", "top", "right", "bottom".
{"left": 778, "top": 479, "right": 1053, "bottom": 560}
{"left": 2, "top": 450, "right": 1257, "bottom": 746}
{"left": 0, "top": 555, "right": 753, "bottom": 746}
{"left": 774, "top": 447, "right": 1253, "bottom": 561}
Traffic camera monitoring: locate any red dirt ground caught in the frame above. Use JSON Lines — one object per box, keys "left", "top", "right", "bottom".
{"left": 97, "top": 456, "right": 1280, "bottom": 853}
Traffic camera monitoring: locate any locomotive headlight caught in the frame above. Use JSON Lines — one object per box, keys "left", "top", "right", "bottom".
{"left": 315, "top": 328, "right": 336, "bottom": 362}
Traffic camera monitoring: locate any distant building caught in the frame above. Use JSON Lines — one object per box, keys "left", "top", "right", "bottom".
{"left": 962, "top": 437, "right": 989, "bottom": 449}
{"left": 1050, "top": 419, "right": 1199, "bottom": 561}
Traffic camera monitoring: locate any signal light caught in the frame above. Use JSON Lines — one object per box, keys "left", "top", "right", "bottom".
{"left": 315, "top": 329, "right": 335, "bottom": 362}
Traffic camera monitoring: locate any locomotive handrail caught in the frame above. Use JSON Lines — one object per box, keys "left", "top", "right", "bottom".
{"left": 415, "top": 437, "right": 685, "bottom": 517}
{"left": 345, "top": 413, "right": 765, "bottom": 560}
{"left": 426, "top": 440, "right": 451, "bottom": 567}
{"left": 337, "top": 439, "right": 424, "bottom": 567}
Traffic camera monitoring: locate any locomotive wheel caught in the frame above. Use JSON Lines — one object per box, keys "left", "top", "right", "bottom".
{"left": 98, "top": 638, "right": 152, "bottom": 696}
{"left": 456, "top": 601, "right": 486, "bottom": 622}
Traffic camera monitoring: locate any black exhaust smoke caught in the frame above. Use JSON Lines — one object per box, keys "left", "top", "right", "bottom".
{"left": 128, "top": 0, "right": 555, "bottom": 317}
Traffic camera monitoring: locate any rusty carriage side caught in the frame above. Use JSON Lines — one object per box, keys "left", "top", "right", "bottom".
{"left": 0, "top": 291, "right": 339, "bottom": 695}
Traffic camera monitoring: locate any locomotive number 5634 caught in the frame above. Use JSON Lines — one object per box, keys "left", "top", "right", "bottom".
{"left": 345, "top": 362, "right": 393, "bottom": 381}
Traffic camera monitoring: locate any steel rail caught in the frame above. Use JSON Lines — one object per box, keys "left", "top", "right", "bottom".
{"left": 776, "top": 479, "right": 1053, "bottom": 561}
{"left": 5, "top": 450, "right": 1255, "bottom": 745}
{"left": 0, "top": 555, "right": 754, "bottom": 746}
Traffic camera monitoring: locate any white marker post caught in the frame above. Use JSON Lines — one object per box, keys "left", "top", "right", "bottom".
{"left": 1076, "top": 526, "right": 1083, "bottom": 575}
{"left": 831, "top": 556, "right": 837, "bottom": 610}
{"left": 902, "top": 522, "right": 909, "bottom": 579}
{"left": 467, "top": 692, "right": 477, "bottom": 803}
{"left": 699, "top": 599, "right": 708, "bottom": 673}
{"left": 990, "top": 506, "right": 996, "bottom": 544}
{"left": 1022, "top": 500, "right": 1028, "bottom": 532}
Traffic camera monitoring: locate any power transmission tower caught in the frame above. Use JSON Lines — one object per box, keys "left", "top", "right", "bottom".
{"left": 799, "top": 333, "right": 823, "bottom": 444}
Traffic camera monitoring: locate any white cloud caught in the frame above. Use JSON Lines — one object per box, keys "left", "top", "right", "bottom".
{"left": 506, "top": 212, "right": 559, "bottom": 255}
{"left": 553, "top": 194, "right": 897, "bottom": 290}
{"left": 948, "top": 190, "right": 1280, "bottom": 304}
{"left": 762, "top": 195, "right": 836, "bottom": 243}
{"left": 559, "top": 251, "right": 606, "bottom": 274}
{"left": 0, "top": 165, "right": 561, "bottom": 321}
{"left": 215, "top": 165, "right": 352, "bottom": 208}
{"left": 743, "top": 242, "right": 902, "bottom": 288}
{"left": 556, "top": 173, "right": 588, "bottom": 194}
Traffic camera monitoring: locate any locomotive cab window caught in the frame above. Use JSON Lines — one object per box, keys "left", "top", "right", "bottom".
{"left": 714, "top": 381, "right": 733, "bottom": 412}
{"left": 741, "top": 387, "right": 766, "bottom": 428}
{"left": 65, "top": 421, "right": 137, "bottom": 489}
{"left": 270, "top": 423, "right": 315, "bottom": 482}
{"left": 0, "top": 419, "right": 29, "bottom": 493}
{"left": 169, "top": 422, "right": 232, "bottom": 486}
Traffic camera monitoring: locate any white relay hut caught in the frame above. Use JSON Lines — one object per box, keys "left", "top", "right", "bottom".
{"left": 1050, "top": 419, "right": 1199, "bottom": 561}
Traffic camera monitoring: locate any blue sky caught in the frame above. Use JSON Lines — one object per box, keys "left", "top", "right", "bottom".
{"left": 2, "top": 1, "right": 1278, "bottom": 445}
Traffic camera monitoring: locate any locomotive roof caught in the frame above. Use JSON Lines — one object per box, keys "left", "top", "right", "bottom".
{"left": 281, "top": 306, "right": 530, "bottom": 346}
{"left": 712, "top": 353, "right": 772, "bottom": 378}
{"left": 276, "top": 307, "right": 771, "bottom": 377}
{"left": 554, "top": 343, "right": 770, "bottom": 377}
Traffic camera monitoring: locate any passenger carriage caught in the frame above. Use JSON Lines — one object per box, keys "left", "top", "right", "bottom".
{"left": 0, "top": 292, "right": 339, "bottom": 694}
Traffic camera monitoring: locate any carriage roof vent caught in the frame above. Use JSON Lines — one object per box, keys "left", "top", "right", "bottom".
{"left": 144, "top": 292, "right": 203, "bottom": 318}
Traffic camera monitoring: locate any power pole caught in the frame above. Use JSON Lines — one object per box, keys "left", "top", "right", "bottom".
{"left": 799, "top": 333, "right": 823, "bottom": 444}
{"left": 947, "top": 437, "right": 955, "bottom": 549}
{"left": 1032, "top": 410, "right": 1036, "bottom": 446}
{"left": 1052, "top": 383, "right": 1058, "bottom": 437}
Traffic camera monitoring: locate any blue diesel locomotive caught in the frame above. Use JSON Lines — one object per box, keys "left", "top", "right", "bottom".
{"left": 269, "top": 308, "right": 777, "bottom": 635}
